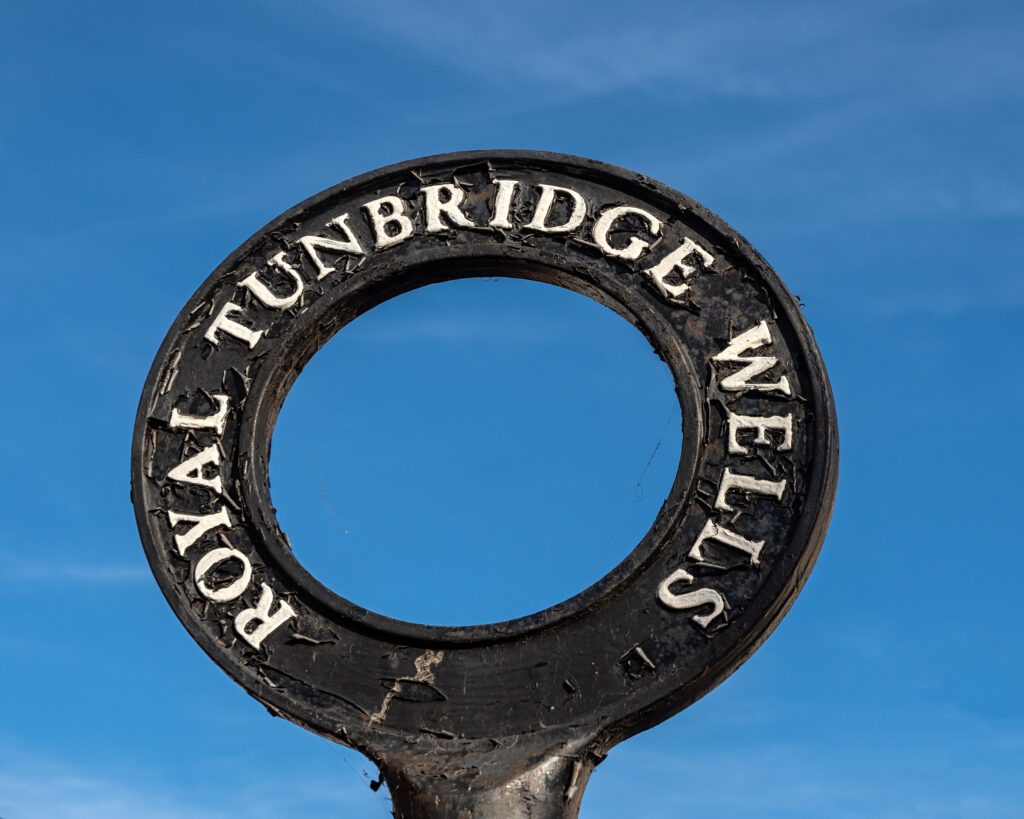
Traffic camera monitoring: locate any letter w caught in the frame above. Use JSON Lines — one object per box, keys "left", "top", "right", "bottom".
{"left": 713, "top": 321, "right": 791, "bottom": 396}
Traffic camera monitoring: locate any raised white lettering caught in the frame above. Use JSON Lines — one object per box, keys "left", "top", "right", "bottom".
{"left": 204, "top": 302, "right": 263, "bottom": 348}
{"left": 363, "top": 195, "right": 414, "bottom": 250}
{"left": 713, "top": 321, "right": 792, "bottom": 395}
{"left": 235, "top": 583, "right": 296, "bottom": 648}
{"left": 167, "top": 507, "right": 231, "bottom": 556}
{"left": 657, "top": 568, "right": 726, "bottom": 628}
{"left": 688, "top": 518, "right": 766, "bottom": 566}
{"left": 643, "top": 237, "right": 715, "bottom": 301}
{"left": 299, "top": 214, "right": 364, "bottom": 279}
{"left": 169, "top": 394, "right": 229, "bottom": 435}
{"left": 727, "top": 412, "right": 794, "bottom": 455}
{"left": 239, "top": 252, "right": 304, "bottom": 310}
{"left": 422, "top": 183, "right": 475, "bottom": 232}
{"left": 488, "top": 179, "right": 520, "bottom": 229}
{"left": 715, "top": 468, "right": 786, "bottom": 512}
{"left": 166, "top": 445, "right": 222, "bottom": 495}
{"left": 593, "top": 206, "right": 661, "bottom": 261}
{"left": 525, "top": 184, "right": 586, "bottom": 233}
{"left": 194, "top": 546, "right": 252, "bottom": 603}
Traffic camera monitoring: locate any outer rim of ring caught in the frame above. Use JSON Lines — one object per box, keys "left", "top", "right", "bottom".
{"left": 131, "top": 150, "right": 839, "bottom": 749}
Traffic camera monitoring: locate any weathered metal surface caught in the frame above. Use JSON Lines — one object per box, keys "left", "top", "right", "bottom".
{"left": 131, "top": 150, "right": 838, "bottom": 816}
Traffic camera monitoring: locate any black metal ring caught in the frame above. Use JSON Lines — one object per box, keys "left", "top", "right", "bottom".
{"left": 132, "top": 150, "right": 837, "bottom": 785}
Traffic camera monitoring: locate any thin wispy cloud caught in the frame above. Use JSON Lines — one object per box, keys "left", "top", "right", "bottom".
{"left": 0, "top": 550, "right": 148, "bottom": 585}
{"left": 585, "top": 722, "right": 1024, "bottom": 818}
{"left": 314, "top": 2, "right": 849, "bottom": 100}
{"left": 0, "top": 742, "right": 387, "bottom": 819}
{"left": 0, "top": 755, "right": 231, "bottom": 819}
{"left": 310, "top": 1, "right": 1018, "bottom": 106}
{"left": 298, "top": 1, "right": 1022, "bottom": 239}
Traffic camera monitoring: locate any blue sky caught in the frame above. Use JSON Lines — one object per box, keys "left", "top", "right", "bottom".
{"left": 2, "top": 1, "right": 1022, "bottom": 816}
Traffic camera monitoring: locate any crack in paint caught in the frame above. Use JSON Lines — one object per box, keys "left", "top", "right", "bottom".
{"left": 369, "top": 649, "right": 445, "bottom": 724}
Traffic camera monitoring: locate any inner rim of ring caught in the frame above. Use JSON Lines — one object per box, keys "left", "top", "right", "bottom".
{"left": 239, "top": 255, "right": 703, "bottom": 646}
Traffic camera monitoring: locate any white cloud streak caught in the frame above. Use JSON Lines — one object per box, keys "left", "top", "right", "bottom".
{"left": 584, "top": 723, "right": 1024, "bottom": 818}
{"left": 0, "top": 758, "right": 231, "bottom": 819}
{"left": 304, "top": 0, "right": 1019, "bottom": 106}
{"left": 0, "top": 742, "right": 389, "bottom": 819}
{"left": 0, "top": 550, "right": 149, "bottom": 585}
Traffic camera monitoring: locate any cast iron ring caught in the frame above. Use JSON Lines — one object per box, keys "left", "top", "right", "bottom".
{"left": 132, "top": 150, "right": 838, "bottom": 810}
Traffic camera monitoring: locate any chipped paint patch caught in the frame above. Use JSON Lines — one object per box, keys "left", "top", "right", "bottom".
{"left": 369, "top": 649, "right": 445, "bottom": 724}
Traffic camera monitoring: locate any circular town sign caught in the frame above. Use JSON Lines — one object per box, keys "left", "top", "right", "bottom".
{"left": 132, "top": 151, "right": 838, "bottom": 817}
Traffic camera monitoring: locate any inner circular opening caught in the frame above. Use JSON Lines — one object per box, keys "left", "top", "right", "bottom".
{"left": 269, "top": 277, "right": 683, "bottom": 626}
